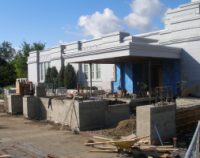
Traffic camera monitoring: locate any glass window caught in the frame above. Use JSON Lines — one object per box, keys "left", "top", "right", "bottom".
{"left": 96, "top": 64, "right": 101, "bottom": 79}
{"left": 44, "top": 62, "right": 49, "bottom": 75}
{"left": 92, "top": 64, "right": 94, "bottom": 79}
{"left": 84, "top": 64, "right": 89, "bottom": 79}
{"left": 40, "top": 63, "right": 44, "bottom": 81}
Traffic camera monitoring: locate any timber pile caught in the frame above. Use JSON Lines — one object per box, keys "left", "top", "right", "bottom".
{"left": 85, "top": 136, "right": 180, "bottom": 158}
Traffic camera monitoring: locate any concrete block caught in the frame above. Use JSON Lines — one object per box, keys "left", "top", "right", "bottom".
{"left": 105, "top": 104, "right": 130, "bottom": 127}
{"left": 7, "top": 94, "right": 23, "bottom": 114}
{"left": 136, "top": 104, "right": 176, "bottom": 144}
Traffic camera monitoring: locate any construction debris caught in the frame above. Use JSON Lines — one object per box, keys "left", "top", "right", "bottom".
{"left": 85, "top": 135, "right": 180, "bottom": 158}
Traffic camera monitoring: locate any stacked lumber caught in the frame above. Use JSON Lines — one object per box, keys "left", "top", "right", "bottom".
{"left": 85, "top": 135, "right": 179, "bottom": 158}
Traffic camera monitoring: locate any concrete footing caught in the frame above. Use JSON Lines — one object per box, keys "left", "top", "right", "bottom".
{"left": 136, "top": 104, "right": 176, "bottom": 144}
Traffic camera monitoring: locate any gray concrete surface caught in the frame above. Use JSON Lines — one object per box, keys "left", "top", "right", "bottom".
{"left": 136, "top": 104, "right": 176, "bottom": 144}
{"left": 0, "top": 113, "right": 116, "bottom": 158}
{"left": 23, "top": 96, "right": 41, "bottom": 119}
{"left": 23, "top": 97, "right": 130, "bottom": 131}
{"left": 35, "top": 84, "right": 46, "bottom": 97}
{"left": 105, "top": 104, "right": 130, "bottom": 128}
{"left": 7, "top": 94, "right": 23, "bottom": 114}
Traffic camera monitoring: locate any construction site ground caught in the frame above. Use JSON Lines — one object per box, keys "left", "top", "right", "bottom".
{"left": 0, "top": 113, "right": 117, "bottom": 158}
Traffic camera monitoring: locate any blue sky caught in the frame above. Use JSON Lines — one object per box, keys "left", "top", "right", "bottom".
{"left": 0, "top": 0, "right": 190, "bottom": 49}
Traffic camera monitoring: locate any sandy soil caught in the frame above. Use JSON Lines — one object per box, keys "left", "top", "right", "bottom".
{"left": 0, "top": 113, "right": 117, "bottom": 158}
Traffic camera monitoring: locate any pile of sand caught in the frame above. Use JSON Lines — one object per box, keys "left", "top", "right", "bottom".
{"left": 91, "top": 116, "right": 136, "bottom": 139}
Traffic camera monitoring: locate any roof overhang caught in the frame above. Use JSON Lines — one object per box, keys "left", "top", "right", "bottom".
{"left": 63, "top": 42, "right": 181, "bottom": 64}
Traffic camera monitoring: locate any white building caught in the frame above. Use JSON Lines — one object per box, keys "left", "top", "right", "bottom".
{"left": 28, "top": 0, "right": 200, "bottom": 96}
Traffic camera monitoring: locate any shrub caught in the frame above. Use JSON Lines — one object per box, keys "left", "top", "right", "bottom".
{"left": 64, "top": 64, "right": 77, "bottom": 89}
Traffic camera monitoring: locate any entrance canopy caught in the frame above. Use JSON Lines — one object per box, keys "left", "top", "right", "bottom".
{"left": 63, "top": 32, "right": 181, "bottom": 96}
{"left": 63, "top": 32, "right": 181, "bottom": 64}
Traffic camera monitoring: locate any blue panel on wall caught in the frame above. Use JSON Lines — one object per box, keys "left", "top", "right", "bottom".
{"left": 124, "top": 63, "right": 133, "bottom": 93}
{"left": 132, "top": 63, "right": 144, "bottom": 93}
{"left": 113, "top": 63, "right": 134, "bottom": 93}
{"left": 163, "top": 59, "right": 180, "bottom": 96}
{"left": 113, "top": 64, "right": 121, "bottom": 93}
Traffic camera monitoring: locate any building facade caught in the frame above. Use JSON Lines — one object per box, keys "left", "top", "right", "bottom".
{"left": 27, "top": 0, "right": 200, "bottom": 96}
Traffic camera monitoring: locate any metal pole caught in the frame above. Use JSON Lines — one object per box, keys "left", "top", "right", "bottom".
{"left": 148, "top": 59, "right": 152, "bottom": 98}
{"left": 89, "top": 63, "right": 92, "bottom": 97}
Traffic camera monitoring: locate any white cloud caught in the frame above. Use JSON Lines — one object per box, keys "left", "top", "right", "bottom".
{"left": 78, "top": 8, "right": 121, "bottom": 38}
{"left": 77, "top": 0, "right": 166, "bottom": 37}
{"left": 124, "top": 0, "right": 166, "bottom": 32}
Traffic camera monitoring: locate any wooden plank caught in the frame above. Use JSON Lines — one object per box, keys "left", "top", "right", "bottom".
{"left": 93, "top": 136, "right": 113, "bottom": 141}
{"left": 89, "top": 149, "right": 118, "bottom": 153}
{"left": 85, "top": 136, "right": 149, "bottom": 146}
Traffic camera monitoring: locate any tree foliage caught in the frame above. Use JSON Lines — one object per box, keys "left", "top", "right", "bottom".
{"left": 0, "top": 58, "right": 16, "bottom": 87}
{"left": 64, "top": 64, "right": 77, "bottom": 89}
{"left": 58, "top": 65, "right": 65, "bottom": 87}
{"left": 0, "top": 41, "right": 16, "bottom": 87}
{"left": 13, "top": 42, "right": 45, "bottom": 78}
{"left": 0, "top": 40, "right": 45, "bottom": 87}
{"left": 0, "top": 41, "right": 16, "bottom": 62}
{"left": 45, "top": 67, "right": 58, "bottom": 87}
{"left": 45, "top": 68, "right": 51, "bottom": 84}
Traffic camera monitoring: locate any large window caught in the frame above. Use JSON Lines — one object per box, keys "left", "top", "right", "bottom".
{"left": 92, "top": 64, "right": 94, "bottom": 79}
{"left": 83, "top": 64, "right": 101, "bottom": 80}
{"left": 96, "top": 64, "right": 101, "bottom": 79}
{"left": 40, "top": 62, "right": 50, "bottom": 81}
{"left": 40, "top": 63, "right": 44, "bottom": 81}
{"left": 84, "top": 64, "right": 89, "bottom": 79}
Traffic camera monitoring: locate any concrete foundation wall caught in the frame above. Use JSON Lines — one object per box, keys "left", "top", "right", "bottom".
{"left": 136, "top": 104, "right": 176, "bottom": 144}
{"left": 79, "top": 101, "right": 108, "bottom": 130}
{"left": 105, "top": 104, "right": 130, "bottom": 127}
{"left": 23, "top": 96, "right": 130, "bottom": 131}
{"left": 8, "top": 94, "right": 23, "bottom": 114}
{"left": 23, "top": 96, "right": 41, "bottom": 119}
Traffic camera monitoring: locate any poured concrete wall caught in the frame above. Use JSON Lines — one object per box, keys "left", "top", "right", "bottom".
{"left": 23, "top": 96, "right": 41, "bottom": 119}
{"left": 23, "top": 96, "right": 130, "bottom": 131}
{"left": 136, "top": 104, "right": 176, "bottom": 144}
{"left": 78, "top": 100, "right": 108, "bottom": 130}
{"left": 8, "top": 94, "right": 23, "bottom": 114}
{"left": 105, "top": 104, "right": 130, "bottom": 127}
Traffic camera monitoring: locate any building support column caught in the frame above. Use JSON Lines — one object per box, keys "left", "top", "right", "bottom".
{"left": 148, "top": 59, "right": 152, "bottom": 97}
{"left": 36, "top": 51, "right": 40, "bottom": 83}
{"left": 89, "top": 63, "right": 92, "bottom": 96}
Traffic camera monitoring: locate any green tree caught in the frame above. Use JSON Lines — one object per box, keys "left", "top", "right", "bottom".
{"left": 58, "top": 65, "right": 65, "bottom": 87}
{"left": 44, "top": 67, "right": 58, "bottom": 89}
{"left": 64, "top": 64, "right": 77, "bottom": 89}
{"left": 14, "top": 42, "right": 45, "bottom": 78}
{"left": 32, "top": 42, "right": 45, "bottom": 51}
{"left": 0, "top": 58, "right": 16, "bottom": 87}
{"left": 45, "top": 67, "right": 52, "bottom": 84}
{"left": 50, "top": 67, "right": 58, "bottom": 87}
{"left": 0, "top": 41, "right": 16, "bottom": 62}
{"left": 14, "top": 53, "right": 27, "bottom": 77}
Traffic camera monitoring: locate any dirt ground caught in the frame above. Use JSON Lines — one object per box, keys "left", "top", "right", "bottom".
{"left": 0, "top": 113, "right": 117, "bottom": 158}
